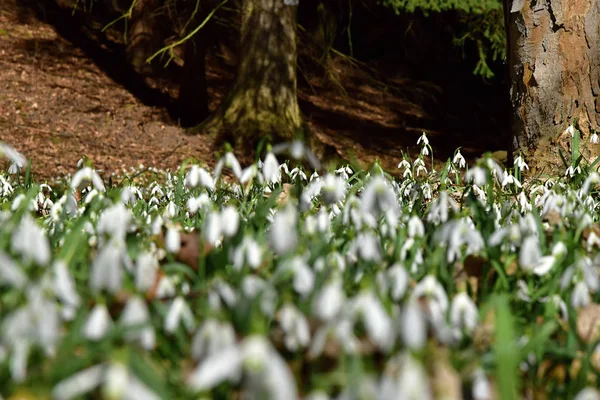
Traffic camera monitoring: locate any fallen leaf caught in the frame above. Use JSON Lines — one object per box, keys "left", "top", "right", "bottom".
{"left": 577, "top": 303, "right": 600, "bottom": 344}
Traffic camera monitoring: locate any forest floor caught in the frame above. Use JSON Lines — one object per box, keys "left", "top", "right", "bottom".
{"left": 0, "top": 0, "right": 509, "bottom": 182}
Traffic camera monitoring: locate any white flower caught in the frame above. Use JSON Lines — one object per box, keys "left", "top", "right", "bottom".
{"left": 572, "top": 281, "right": 591, "bottom": 308}
{"left": 220, "top": 206, "right": 239, "bottom": 238}
{"left": 313, "top": 279, "right": 345, "bottom": 321}
{"left": 231, "top": 236, "right": 262, "bottom": 271}
{"left": 83, "top": 304, "right": 113, "bottom": 341}
{"left": 186, "top": 165, "right": 215, "bottom": 190}
{"left": 514, "top": 155, "right": 529, "bottom": 170}
{"left": 191, "top": 319, "right": 237, "bottom": 361}
{"left": 566, "top": 165, "right": 582, "bottom": 177}
{"left": 472, "top": 368, "right": 492, "bottom": 400}
{"left": 417, "top": 132, "right": 429, "bottom": 146}
{"left": 71, "top": 167, "right": 105, "bottom": 192}
{"left": 11, "top": 214, "right": 50, "bottom": 266}
{"left": 165, "top": 226, "right": 181, "bottom": 253}
{"left": 120, "top": 296, "right": 155, "bottom": 350}
{"left": 90, "top": 240, "right": 125, "bottom": 294}
{"left": 412, "top": 275, "right": 449, "bottom": 311}
{"left": 380, "top": 353, "right": 432, "bottom": 400}
{"left": 466, "top": 167, "right": 487, "bottom": 187}
{"left": 213, "top": 152, "right": 242, "bottom": 181}
{"left": 353, "top": 292, "right": 395, "bottom": 351}
{"left": 388, "top": 264, "right": 409, "bottom": 300}
{"left": 0, "top": 142, "right": 27, "bottom": 168}
{"left": 269, "top": 205, "right": 298, "bottom": 255}
{"left": 519, "top": 236, "right": 555, "bottom": 276}
{"left": 450, "top": 292, "right": 479, "bottom": 337}
{"left": 591, "top": 133, "right": 599, "bottom": 144}
{"left": 279, "top": 304, "right": 311, "bottom": 351}
{"left": 407, "top": 215, "right": 425, "bottom": 238}
{"left": 322, "top": 173, "right": 347, "bottom": 204}
{"left": 262, "top": 152, "right": 281, "bottom": 184}
{"left": 565, "top": 125, "right": 576, "bottom": 137}
{"left": 187, "top": 346, "right": 243, "bottom": 390}
{"left": 135, "top": 250, "right": 158, "bottom": 292}
{"left": 453, "top": 150, "right": 466, "bottom": 169}
{"left": 164, "top": 297, "right": 196, "bottom": 334}
{"left": 360, "top": 175, "right": 400, "bottom": 219}
{"left": 426, "top": 191, "right": 458, "bottom": 225}
{"left": 401, "top": 301, "right": 427, "bottom": 350}
{"left": 52, "top": 364, "right": 105, "bottom": 400}
{"left": 501, "top": 171, "right": 522, "bottom": 189}
{"left": 574, "top": 388, "right": 600, "bottom": 400}
{"left": 96, "top": 203, "right": 132, "bottom": 241}
{"left": 53, "top": 260, "right": 80, "bottom": 309}
{"left": 0, "top": 251, "right": 27, "bottom": 288}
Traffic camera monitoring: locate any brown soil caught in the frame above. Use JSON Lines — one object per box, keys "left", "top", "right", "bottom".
{"left": 0, "top": 0, "right": 509, "bottom": 182}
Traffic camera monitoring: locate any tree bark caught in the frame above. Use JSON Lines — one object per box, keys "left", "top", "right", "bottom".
{"left": 505, "top": 0, "right": 600, "bottom": 174}
{"left": 203, "top": 0, "right": 304, "bottom": 148}
{"left": 126, "top": 0, "right": 165, "bottom": 76}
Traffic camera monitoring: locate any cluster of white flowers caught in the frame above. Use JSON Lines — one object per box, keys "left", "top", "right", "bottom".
{"left": 1, "top": 131, "right": 600, "bottom": 399}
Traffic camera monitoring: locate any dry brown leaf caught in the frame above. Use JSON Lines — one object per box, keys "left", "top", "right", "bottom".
{"left": 577, "top": 303, "right": 600, "bottom": 344}
{"left": 473, "top": 309, "right": 496, "bottom": 352}
{"left": 429, "top": 347, "right": 462, "bottom": 400}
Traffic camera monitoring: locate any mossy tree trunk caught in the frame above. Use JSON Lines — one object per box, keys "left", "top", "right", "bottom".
{"left": 204, "top": 0, "right": 304, "bottom": 147}
{"left": 505, "top": 0, "right": 600, "bottom": 174}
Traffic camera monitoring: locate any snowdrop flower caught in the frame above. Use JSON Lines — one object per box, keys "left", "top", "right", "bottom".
{"left": 571, "top": 280, "right": 591, "bottom": 308}
{"left": 273, "top": 140, "right": 321, "bottom": 170}
{"left": 186, "top": 165, "right": 215, "bottom": 190}
{"left": 230, "top": 236, "right": 262, "bottom": 271}
{"left": 472, "top": 368, "right": 492, "bottom": 400}
{"left": 426, "top": 190, "right": 458, "bottom": 225}
{"left": 501, "top": 171, "right": 522, "bottom": 189}
{"left": 191, "top": 319, "right": 237, "bottom": 361}
{"left": 356, "top": 231, "right": 381, "bottom": 262}
{"left": 574, "top": 388, "right": 600, "bottom": 400}
{"left": 11, "top": 214, "right": 50, "bottom": 266}
{"left": 0, "top": 142, "right": 27, "bottom": 168}
{"left": 53, "top": 260, "right": 80, "bottom": 311}
{"left": 414, "top": 157, "right": 428, "bottom": 176}
{"left": 220, "top": 206, "right": 240, "bottom": 238}
{"left": 135, "top": 250, "right": 158, "bottom": 292}
{"left": 90, "top": 240, "right": 126, "bottom": 294}
{"left": 165, "top": 226, "right": 181, "bottom": 253}
{"left": 582, "top": 172, "right": 600, "bottom": 196}
{"left": 313, "top": 279, "right": 345, "bottom": 321}
{"left": 322, "top": 173, "right": 346, "bottom": 204}
{"left": 0, "top": 251, "right": 27, "bottom": 288}
{"left": 401, "top": 301, "right": 427, "bottom": 350}
{"left": 120, "top": 185, "right": 142, "bottom": 205}
{"left": 566, "top": 165, "right": 582, "bottom": 177}
{"left": 164, "top": 296, "right": 195, "bottom": 333}
{"left": 380, "top": 352, "right": 432, "bottom": 400}
{"left": 519, "top": 236, "right": 555, "bottom": 276}
{"left": 262, "top": 152, "right": 281, "bottom": 184}
{"left": 417, "top": 132, "right": 429, "bottom": 146}
{"left": 450, "top": 292, "right": 479, "bottom": 338}
{"left": 70, "top": 167, "right": 105, "bottom": 192}
{"left": 278, "top": 256, "right": 315, "bottom": 296}
{"left": 360, "top": 175, "right": 400, "bottom": 219}
{"left": 269, "top": 205, "right": 298, "bottom": 255}
{"left": 353, "top": 292, "right": 395, "bottom": 351}
{"left": 387, "top": 264, "right": 408, "bottom": 300}
{"left": 453, "top": 150, "right": 466, "bottom": 169}
{"left": 514, "top": 154, "right": 529, "bottom": 170}
{"left": 120, "top": 296, "right": 155, "bottom": 350}
{"left": 565, "top": 125, "right": 576, "bottom": 137}
{"left": 540, "top": 294, "right": 568, "bottom": 321}
{"left": 279, "top": 304, "right": 311, "bottom": 351}
{"left": 52, "top": 364, "right": 105, "bottom": 400}
{"left": 82, "top": 304, "right": 113, "bottom": 341}
{"left": 591, "top": 133, "right": 600, "bottom": 144}
{"left": 407, "top": 215, "right": 425, "bottom": 238}
{"left": 213, "top": 151, "right": 243, "bottom": 181}
{"left": 466, "top": 166, "right": 487, "bottom": 187}
{"left": 96, "top": 202, "right": 132, "bottom": 241}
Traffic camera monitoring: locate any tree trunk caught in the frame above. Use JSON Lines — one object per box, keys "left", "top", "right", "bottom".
{"left": 203, "top": 0, "right": 304, "bottom": 148}
{"left": 177, "top": 13, "right": 210, "bottom": 127}
{"left": 505, "top": 0, "right": 600, "bottom": 174}
{"left": 126, "top": 0, "right": 164, "bottom": 76}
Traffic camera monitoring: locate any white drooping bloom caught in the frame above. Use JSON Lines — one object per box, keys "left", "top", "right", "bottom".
{"left": 89, "top": 239, "right": 126, "bottom": 294}
{"left": 230, "top": 236, "right": 262, "bottom": 271}
{"left": 426, "top": 191, "right": 458, "bottom": 225}
{"left": 401, "top": 300, "right": 427, "bottom": 350}
{"left": 186, "top": 165, "right": 215, "bottom": 190}
{"left": 53, "top": 260, "right": 81, "bottom": 312}
{"left": 269, "top": 205, "right": 298, "bottom": 255}
{"left": 82, "top": 304, "right": 113, "bottom": 341}
{"left": 472, "top": 368, "right": 492, "bottom": 400}
{"left": 360, "top": 175, "right": 400, "bottom": 220}
{"left": 213, "top": 151, "right": 243, "bottom": 181}
{"left": 71, "top": 167, "right": 105, "bottom": 192}
{"left": 191, "top": 319, "right": 237, "bottom": 361}
{"left": 164, "top": 296, "right": 196, "bottom": 334}
{"left": 466, "top": 166, "right": 488, "bottom": 187}
{"left": 187, "top": 335, "right": 298, "bottom": 399}
{"left": 352, "top": 292, "right": 395, "bottom": 351}
{"left": 519, "top": 236, "right": 555, "bottom": 276}
{"left": 262, "top": 152, "right": 281, "bottom": 184}
{"left": 450, "top": 292, "right": 479, "bottom": 338}
{"left": 119, "top": 296, "right": 155, "bottom": 350}
{"left": 279, "top": 304, "right": 311, "bottom": 351}
{"left": 453, "top": 150, "right": 466, "bottom": 169}
{"left": 313, "top": 278, "right": 345, "bottom": 321}
{"left": 379, "top": 352, "right": 432, "bottom": 400}
{"left": 96, "top": 202, "right": 132, "bottom": 241}
{"left": 165, "top": 225, "right": 181, "bottom": 253}
{"left": 11, "top": 214, "right": 50, "bottom": 266}
{"left": 0, "top": 142, "right": 27, "bottom": 169}
{"left": 321, "top": 173, "right": 347, "bottom": 205}
{"left": 387, "top": 264, "right": 409, "bottom": 301}
{"left": 0, "top": 251, "right": 27, "bottom": 288}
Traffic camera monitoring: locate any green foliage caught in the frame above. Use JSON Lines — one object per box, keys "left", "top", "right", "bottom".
{"left": 381, "top": 0, "right": 506, "bottom": 78}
